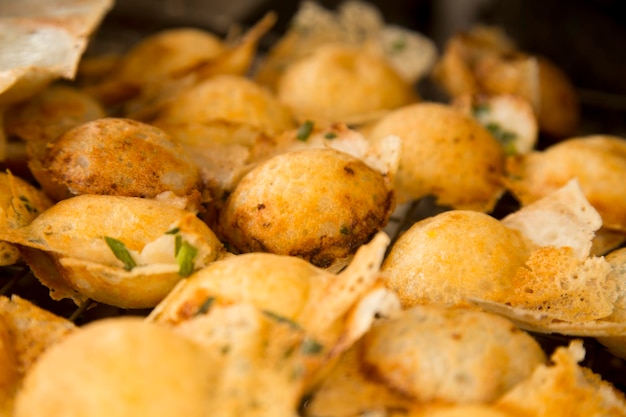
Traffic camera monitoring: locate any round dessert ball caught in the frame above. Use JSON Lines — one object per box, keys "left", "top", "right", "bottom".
{"left": 218, "top": 147, "right": 395, "bottom": 268}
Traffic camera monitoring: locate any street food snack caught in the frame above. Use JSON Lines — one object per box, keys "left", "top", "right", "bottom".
{"left": 150, "top": 232, "right": 400, "bottom": 358}
{"left": 366, "top": 102, "right": 506, "bottom": 209}
{"left": 361, "top": 305, "right": 546, "bottom": 404}
{"left": 432, "top": 25, "right": 579, "bottom": 139}
{"left": 494, "top": 340, "right": 626, "bottom": 416}
{"left": 505, "top": 135, "right": 626, "bottom": 233}
{"left": 218, "top": 147, "right": 395, "bottom": 268}
{"left": 382, "top": 210, "right": 530, "bottom": 308}
{"left": 255, "top": 0, "right": 437, "bottom": 91}
{"left": 38, "top": 118, "right": 202, "bottom": 203}
{"left": 276, "top": 44, "right": 418, "bottom": 125}
{"left": 0, "top": 194, "right": 225, "bottom": 308}
{"left": 83, "top": 12, "right": 276, "bottom": 117}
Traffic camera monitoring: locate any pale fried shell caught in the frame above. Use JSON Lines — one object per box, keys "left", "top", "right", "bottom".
{"left": 469, "top": 299, "right": 626, "bottom": 337}
{"left": 505, "top": 135, "right": 626, "bottom": 232}
{"left": 381, "top": 210, "right": 531, "bottom": 308}
{"left": 501, "top": 178, "right": 602, "bottom": 260}
{"left": 494, "top": 340, "right": 626, "bottom": 416}
{"left": 218, "top": 148, "right": 395, "bottom": 268}
{"left": 0, "top": 0, "right": 114, "bottom": 107}
{"left": 361, "top": 305, "right": 546, "bottom": 404}
{"left": 367, "top": 102, "right": 505, "bottom": 209}
{"left": 467, "top": 181, "right": 621, "bottom": 329}
{"left": 41, "top": 118, "right": 201, "bottom": 200}
{"left": 0, "top": 295, "right": 76, "bottom": 376}
{"left": 0, "top": 194, "right": 225, "bottom": 307}
{"left": 453, "top": 93, "right": 538, "bottom": 155}
{"left": 150, "top": 232, "right": 397, "bottom": 350}
{"left": 504, "top": 246, "right": 616, "bottom": 322}
{"left": 0, "top": 170, "right": 52, "bottom": 266}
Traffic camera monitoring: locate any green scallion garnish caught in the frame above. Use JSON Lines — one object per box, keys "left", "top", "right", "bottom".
{"left": 196, "top": 296, "right": 215, "bottom": 316}
{"left": 176, "top": 240, "right": 198, "bottom": 277}
{"left": 297, "top": 120, "right": 314, "bottom": 141}
{"left": 104, "top": 236, "right": 137, "bottom": 271}
{"left": 301, "top": 337, "right": 324, "bottom": 355}
{"left": 263, "top": 310, "right": 301, "bottom": 330}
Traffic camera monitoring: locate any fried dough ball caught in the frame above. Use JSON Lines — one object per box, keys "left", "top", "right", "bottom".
{"left": 218, "top": 147, "right": 395, "bottom": 268}
{"left": 362, "top": 305, "right": 546, "bottom": 404}
{"left": 150, "top": 232, "right": 397, "bottom": 347}
{"left": 115, "top": 28, "right": 225, "bottom": 86}
{"left": 39, "top": 117, "right": 201, "bottom": 202}
{"left": 505, "top": 135, "right": 626, "bottom": 232}
{"left": 382, "top": 210, "right": 530, "bottom": 308}
{"left": 276, "top": 44, "right": 418, "bottom": 125}
{"left": 0, "top": 194, "right": 225, "bottom": 308}
{"left": 5, "top": 84, "right": 106, "bottom": 146}
{"left": 152, "top": 74, "right": 295, "bottom": 141}
{"left": 13, "top": 317, "right": 217, "bottom": 417}
{"left": 367, "top": 102, "right": 505, "bottom": 209}
{"left": 254, "top": 1, "right": 437, "bottom": 91}
{"left": 83, "top": 27, "right": 226, "bottom": 108}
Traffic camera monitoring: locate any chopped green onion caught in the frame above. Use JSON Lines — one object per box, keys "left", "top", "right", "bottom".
{"left": 263, "top": 310, "right": 301, "bottom": 330}
{"left": 340, "top": 225, "right": 351, "bottom": 235}
{"left": 165, "top": 227, "right": 180, "bottom": 235}
{"left": 324, "top": 131, "right": 337, "bottom": 139}
{"left": 485, "top": 122, "right": 518, "bottom": 155}
{"left": 196, "top": 296, "right": 215, "bottom": 316}
{"left": 301, "top": 337, "right": 324, "bottom": 355}
{"left": 176, "top": 240, "right": 198, "bottom": 277}
{"left": 174, "top": 234, "right": 182, "bottom": 256}
{"left": 104, "top": 236, "right": 137, "bottom": 271}
{"left": 472, "top": 103, "right": 491, "bottom": 119}
{"left": 391, "top": 37, "right": 407, "bottom": 53}
{"left": 296, "top": 120, "right": 314, "bottom": 141}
